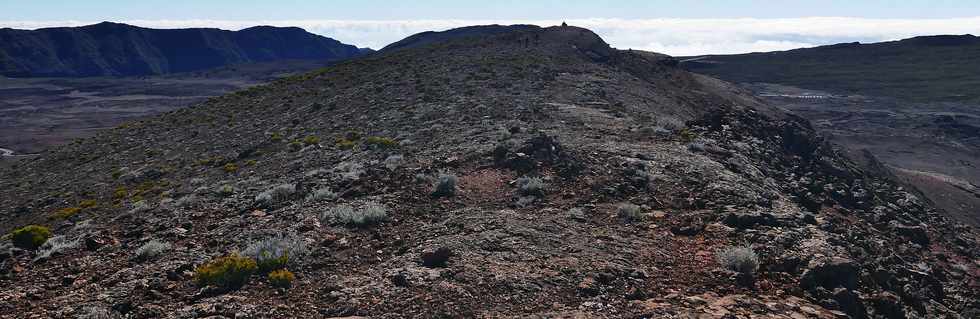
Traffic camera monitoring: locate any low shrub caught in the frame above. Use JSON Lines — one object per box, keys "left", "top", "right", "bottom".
{"left": 431, "top": 173, "right": 457, "bottom": 197}
{"left": 215, "top": 184, "right": 235, "bottom": 197}
{"left": 303, "top": 135, "right": 321, "bottom": 145}
{"left": 113, "top": 186, "right": 129, "bottom": 199}
{"left": 517, "top": 176, "right": 546, "bottom": 197}
{"left": 11, "top": 225, "right": 52, "bottom": 250}
{"left": 335, "top": 138, "right": 357, "bottom": 149}
{"left": 679, "top": 128, "right": 698, "bottom": 142}
{"left": 194, "top": 253, "right": 258, "bottom": 289}
{"left": 268, "top": 269, "right": 295, "bottom": 289}
{"left": 135, "top": 240, "right": 172, "bottom": 261}
{"left": 174, "top": 195, "right": 199, "bottom": 208}
{"left": 243, "top": 233, "right": 308, "bottom": 272}
{"left": 255, "top": 184, "right": 295, "bottom": 206}
{"left": 128, "top": 201, "right": 152, "bottom": 214}
{"left": 364, "top": 136, "right": 397, "bottom": 148}
{"left": 716, "top": 245, "right": 759, "bottom": 275}
{"left": 384, "top": 155, "right": 404, "bottom": 170}
{"left": 223, "top": 163, "right": 239, "bottom": 173}
{"left": 320, "top": 202, "right": 388, "bottom": 227}
{"left": 52, "top": 207, "right": 82, "bottom": 220}
{"left": 34, "top": 235, "right": 81, "bottom": 261}
{"left": 79, "top": 199, "right": 99, "bottom": 209}
{"left": 306, "top": 188, "right": 337, "bottom": 202}
{"left": 515, "top": 196, "right": 537, "bottom": 208}
{"left": 617, "top": 203, "right": 644, "bottom": 222}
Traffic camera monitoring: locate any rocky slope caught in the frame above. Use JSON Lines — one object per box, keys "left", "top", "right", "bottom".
{"left": 0, "top": 25, "right": 977, "bottom": 318}
{"left": 0, "top": 22, "right": 365, "bottom": 77}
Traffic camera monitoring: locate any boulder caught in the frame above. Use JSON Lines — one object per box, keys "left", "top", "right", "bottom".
{"left": 800, "top": 257, "right": 859, "bottom": 291}
{"left": 420, "top": 247, "right": 452, "bottom": 268}
{"left": 722, "top": 212, "right": 780, "bottom": 229}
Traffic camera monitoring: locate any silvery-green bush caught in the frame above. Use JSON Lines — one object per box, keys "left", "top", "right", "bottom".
{"left": 320, "top": 202, "right": 388, "bottom": 227}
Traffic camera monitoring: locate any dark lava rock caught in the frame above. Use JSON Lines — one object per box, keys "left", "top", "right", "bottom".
{"left": 802, "top": 213, "right": 818, "bottom": 225}
{"left": 420, "top": 247, "right": 452, "bottom": 268}
{"left": 800, "top": 257, "right": 859, "bottom": 291}
{"left": 870, "top": 291, "right": 905, "bottom": 319}
{"left": 890, "top": 222, "right": 930, "bottom": 245}
{"left": 577, "top": 277, "right": 599, "bottom": 296}
{"left": 722, "top": 211, "right": 780, "bottom": 229}
{"left": 833, "top": 288, "right": 866, "bottom": 318}
{"left": 390, "top": 272, "right": 410, "bottom": 287}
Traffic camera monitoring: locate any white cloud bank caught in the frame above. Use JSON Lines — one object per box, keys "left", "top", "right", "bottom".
{"left": 3, "top": 17, "right": 980, "bottom": 56}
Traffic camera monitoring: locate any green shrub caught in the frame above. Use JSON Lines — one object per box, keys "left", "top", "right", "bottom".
{"left": 364, "top": 136, "right": 397, "bottom": 148}
{"left": 51, "top": 207, "right": 81, "bottom": 220}
{"left": 223, "top": 163, "right": 239, "bottom": 173}
{"left": 11, "top": 225, "right": 52, "bottom": 250}
{"left": 194, "top": 253, "right": 258, "bottom": 289}
{"left": 335, "top": 138, "right": 356, "bottom": 149}
{"left": 679, "top": 128, "right": 698, "bottom": 142}
{"left": 79, "top": 199, "right": 98, "bottom": 209}
{"left": 268, "top": 269, "right": 295, "bottom": 288}
{"left": 303, "top": 135, "right": 320, "bottom": 145}
{"left": 113, "top": 186, "right": 129, "bottom": 199}
{"left": 215, "top": 184, "right": 235, "bottom": 197}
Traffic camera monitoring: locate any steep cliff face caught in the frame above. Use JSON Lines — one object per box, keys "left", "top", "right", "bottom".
{"left": 0, "top": 25, "right": 976, "bottom": 318}
{"left": 0, "top": 22, "right": 365, "bottom": 77}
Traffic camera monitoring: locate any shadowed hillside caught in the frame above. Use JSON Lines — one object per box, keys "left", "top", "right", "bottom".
{"left": 681, "top": 35, "right": 980, "bottom": 103}
{"left": 0, "top": 22, "right": 366, "bottom": 77}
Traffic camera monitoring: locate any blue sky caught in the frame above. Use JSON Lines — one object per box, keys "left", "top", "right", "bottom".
{"left": 3, "top": 0, "right": 980, "bottom": 20}
{"left": 2, "top": 1, "right": 979, "bottom": 55}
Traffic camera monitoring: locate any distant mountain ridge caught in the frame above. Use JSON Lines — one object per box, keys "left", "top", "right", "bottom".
{"left": 0, "top": 22, "right": 366, "bottom": 77}
{"left": 680, "top": 34, "right": 980, "bottom": 102}
{"left": 380, "top": 24, "right": 541, "bottom": 52}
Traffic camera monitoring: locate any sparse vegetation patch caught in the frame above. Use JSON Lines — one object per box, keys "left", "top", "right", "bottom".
{"left": 243, "top": 233, "right": 308, "bottom": 272}
{"left": 716, "top": 245, "right": 759, "bottom": 275}
{"left": 431, "top": 173, "right": 457, "bottom": 197}
{"left": 11, "top": 225, "right": 52, "bottom": 250}
{"left": 320, "top": 202, "right": 389, "bottom": 227}
{"left": 194, "top": 253, "right": 258, "bottom": 289}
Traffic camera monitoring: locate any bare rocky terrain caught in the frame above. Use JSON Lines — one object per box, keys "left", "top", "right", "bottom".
{"left": 0, "top": 59, "right": 333, "bottom": 158}
{"left": 742, "top": 83, "right": 980, "bottom": 227}
{"left": 681, "top": 38, "right": 980, "bottom": 228}
{"left": 0, "top": 25, "right": 977, "bottom": 318}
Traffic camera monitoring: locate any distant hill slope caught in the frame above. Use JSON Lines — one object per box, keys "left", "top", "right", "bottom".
{"left": 681, "top": 35, "right": 980, "bottom": 102}
{"left": 0, "top": 22, "right": 365, "bottom": 77}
